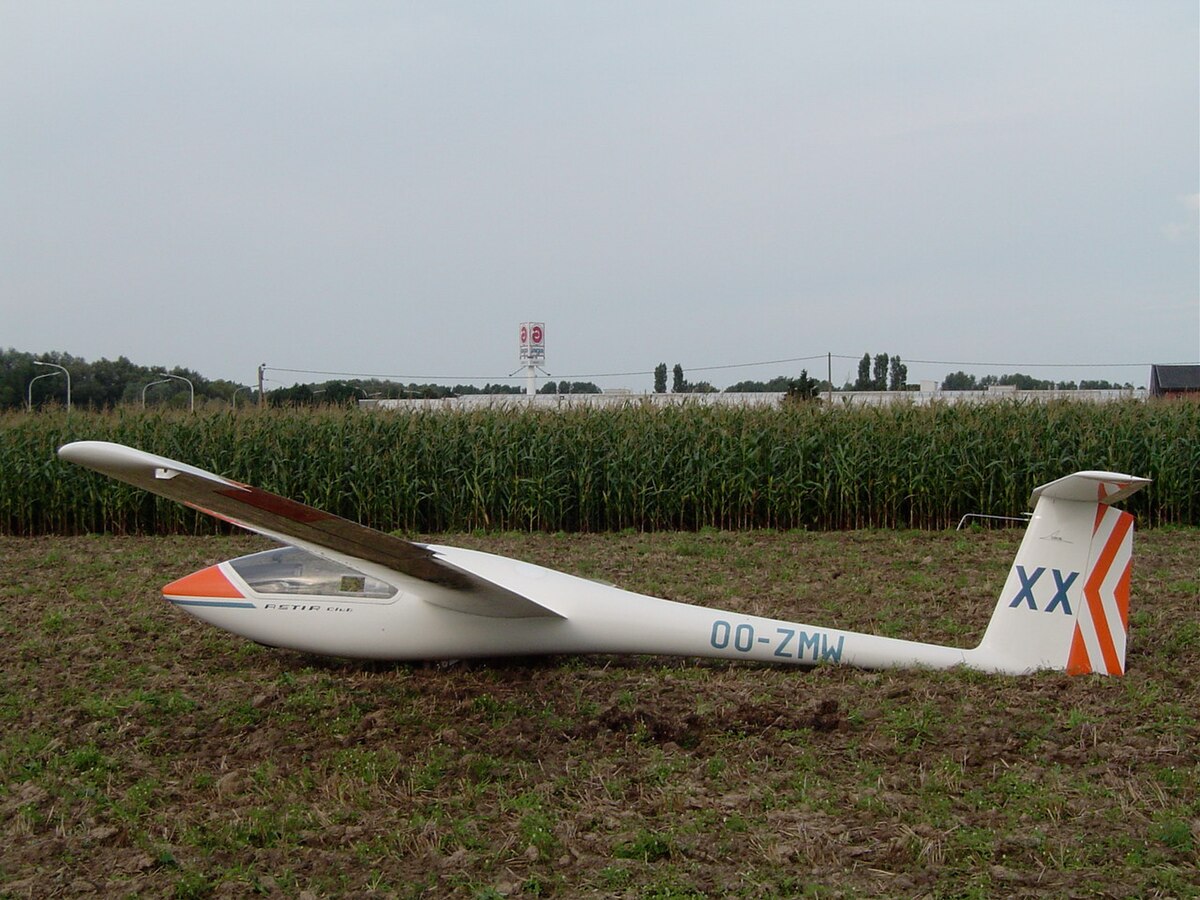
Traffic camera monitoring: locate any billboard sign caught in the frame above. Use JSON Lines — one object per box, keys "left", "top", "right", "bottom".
{"left": 519, "top": 322, "right": 545, "bottom": 365}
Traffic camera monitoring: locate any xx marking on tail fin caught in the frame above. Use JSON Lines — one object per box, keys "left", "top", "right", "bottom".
{"left": 1045, "top": 570, "right": 1078, "bottom": 615}
{"left": 1008, "top": 566, "right": 1080, "bottom": 615}
{"left": 1010, "top": 566, "right": 1044, "bottom": 609}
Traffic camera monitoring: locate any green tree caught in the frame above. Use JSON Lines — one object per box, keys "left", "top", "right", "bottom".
{"left": 538, "top": 380, "right": 601, "bottom": 394}
{"left": 872, "top": 354, "right": 889, "bottom": 390}
{"left": 855, "top": 354, "right": 871, "bottom": 390}
{"left": 1, "top": 348, "right": 243, "bottom": 410}
{"left": 941, "top": 371, "right": 977, "bottom": 390}
{"left": 1001, "top": 373, "right": 1055, "bottom": 390}
{"left": 654, "top": 363, "right": 667, "bottom": 393}
{"left": 726, "top": 375, "right": 805, "bottom": 392}
{"left": 782, "top": 370, "right": 821, "bottom": 404}
{"left": 672, "top": 364, "right": 686, "bottom": 393}
{"left": 888, "top": 356, "right": 907, "bottom": 391}
{"left": 1079, "top": 379, "right": 1131, "bottom": 390}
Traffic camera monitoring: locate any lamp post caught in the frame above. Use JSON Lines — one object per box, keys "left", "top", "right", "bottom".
{"left": 27, "top": 372, "right": 57, "bottom": 411}
{"left": 141, "top": 379, "right": 171, "bottom": 407}
{"left": 156, "top": 372, "right": 195, "bottom": 412}
{"left": 32, "top": 361, "right": 71, "bottom": 411}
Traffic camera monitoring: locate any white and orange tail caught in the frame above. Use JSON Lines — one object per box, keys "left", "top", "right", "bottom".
{"left": 975, "top": 471, "right": 1150, "bottom": 675}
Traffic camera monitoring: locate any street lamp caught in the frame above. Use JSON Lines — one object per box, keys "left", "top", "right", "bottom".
{"left": 141, "top": 379, "right": 172, "bottom": 407}
{"left": 27, "top": 372, "right": 57, "bottom": 411}
{"left": 32, "top": 360, "right": 71, "bottom": 411}
{"left": 156, "top": 372, "right": 195, "bottom": 412}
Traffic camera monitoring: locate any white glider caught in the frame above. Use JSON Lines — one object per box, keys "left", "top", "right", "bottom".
{"left": 59, "top": 441, "right": 1149, "bottom": 675}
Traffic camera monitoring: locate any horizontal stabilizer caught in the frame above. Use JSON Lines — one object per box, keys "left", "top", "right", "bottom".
{"left": 1030, "top": 470, "right": 1151, "bottom": 506}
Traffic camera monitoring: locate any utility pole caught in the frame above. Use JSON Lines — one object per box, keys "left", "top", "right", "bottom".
{"left": 257, "top": 364, "right": 266, "bottom": 408}
{"left": 827, "top": 352, "right": 833, "bottom": 404}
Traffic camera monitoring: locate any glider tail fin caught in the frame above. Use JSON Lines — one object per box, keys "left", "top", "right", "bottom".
{"left": 976, "top": 471, "right": 1150, "bottom": 675}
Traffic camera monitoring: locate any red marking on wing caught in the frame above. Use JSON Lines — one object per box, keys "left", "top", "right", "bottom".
{"left": 186, "top": 504, "right": 243, "bottom": 528}
{"left": 164, "top": 565, "right": 243, "bottom": 599}
{"left": 215, "top": 486, "right": 331, "bottom": 524}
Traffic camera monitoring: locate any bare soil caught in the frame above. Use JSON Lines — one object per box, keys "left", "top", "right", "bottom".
{"left": 1, "top": 529, "right": 1197, "bottom": 897}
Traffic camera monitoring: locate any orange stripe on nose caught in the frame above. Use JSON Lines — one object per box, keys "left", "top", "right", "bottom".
{"left": 163, "top": 565, "right": 243, "bottom": 599}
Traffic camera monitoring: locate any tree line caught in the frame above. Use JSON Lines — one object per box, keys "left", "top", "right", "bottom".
{"left": 940, "top": 371, "right": 1134, "bottom": 391}
{"left": 0, "top": 349, "right": 237, "bottom": 410}
{"left": 0, "top": 349, "right": 513, "bottom": 410}
{"left": 2, "top": 347, "right": 1137, "bottom": 412}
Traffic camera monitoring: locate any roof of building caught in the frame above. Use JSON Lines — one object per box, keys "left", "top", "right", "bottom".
{"left": 1151, "top": 364, "right": 1200, "bottom": 392}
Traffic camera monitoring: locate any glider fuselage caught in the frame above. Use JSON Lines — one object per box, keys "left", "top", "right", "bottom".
{"left": 168, "top": 542, "right": 972, "bottom": 670}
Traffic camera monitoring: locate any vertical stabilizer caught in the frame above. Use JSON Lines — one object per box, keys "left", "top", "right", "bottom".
{"left": 976, "top": 471, "right": 1149, "bottom": 675}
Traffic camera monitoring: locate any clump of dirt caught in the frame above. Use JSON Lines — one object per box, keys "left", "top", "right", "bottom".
{"left": 594, "top": 703, "right": 706, "bottom": 746}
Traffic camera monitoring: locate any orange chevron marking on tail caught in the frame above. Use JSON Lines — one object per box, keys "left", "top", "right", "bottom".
{"left": 1066, "top": 624, "right": 1092, "bottom": 675}
{"left": 1115, "top": 558, "right": 1132, "bottom": 631}
{"left": 1080, "top": 510, "right": 1133, "bottom": 675}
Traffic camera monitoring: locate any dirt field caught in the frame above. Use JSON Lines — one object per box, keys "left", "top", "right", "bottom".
{"left": 2, "top": 529, "right": 1197, "bottom": 897}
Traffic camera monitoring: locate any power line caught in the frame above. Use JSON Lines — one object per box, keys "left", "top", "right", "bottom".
{"left": 267, "top": 366, "right": 515, "bottom": 381}
{"left": 548, "top": 354, "right": 830, "bottom": 379}
{"left": 679, "top": 354, "right": 829, "bottom": 374}
{"left": 269, "top": 354, "right": 832, "bottom": 383}
{"left": 267, "top": 354, "right": 1178, "bottom": 385}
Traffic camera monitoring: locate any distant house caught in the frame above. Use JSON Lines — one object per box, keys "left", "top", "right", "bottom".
{"left": 1149, "top": 364, "right": 1200, "bottom": 399}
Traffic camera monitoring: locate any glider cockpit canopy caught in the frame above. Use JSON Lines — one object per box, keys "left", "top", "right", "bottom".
{"left": 228, "top": 546, "right": 398, "bottom": 600}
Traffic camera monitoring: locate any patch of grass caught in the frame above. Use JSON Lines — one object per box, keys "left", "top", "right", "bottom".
{"left": 40, "top": 610, "right": 68, "bottom": 635}
{"left": 1151, "top": 813, "right": 1195, "bottom": 854}
{"left": 613, "top": 828, "right": 674, "bottom": 862}
{"left": 518, "top": 809, "right": 560, "bottom": 857}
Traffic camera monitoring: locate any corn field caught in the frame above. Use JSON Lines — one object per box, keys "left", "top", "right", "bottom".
{"left": 2, "top": 401, "right": 1197, "bottom": 536}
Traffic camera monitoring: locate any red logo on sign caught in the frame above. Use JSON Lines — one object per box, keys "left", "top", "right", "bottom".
{"left": 520, "top": 325, "right": 528, "bottom": 343}
{"left": 531, "top": 325, "right": 543, "bottom": 343}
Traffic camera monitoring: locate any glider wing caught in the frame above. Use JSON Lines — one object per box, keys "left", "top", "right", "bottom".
{"left": 58, "top": 441, "right": 562, "bottom": 619}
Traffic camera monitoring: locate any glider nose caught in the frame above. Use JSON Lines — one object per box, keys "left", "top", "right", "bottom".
{"left": 163, "top": 564, "right": 245, "bottom": 602}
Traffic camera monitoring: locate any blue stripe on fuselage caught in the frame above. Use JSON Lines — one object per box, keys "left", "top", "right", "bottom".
{"left": 168, "top": 598, "right": 256, "bottom": 609}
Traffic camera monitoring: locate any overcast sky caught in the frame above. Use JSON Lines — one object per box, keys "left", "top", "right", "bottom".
{"left": 3, "top": 1, "right": 1197, "bottom": 390}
